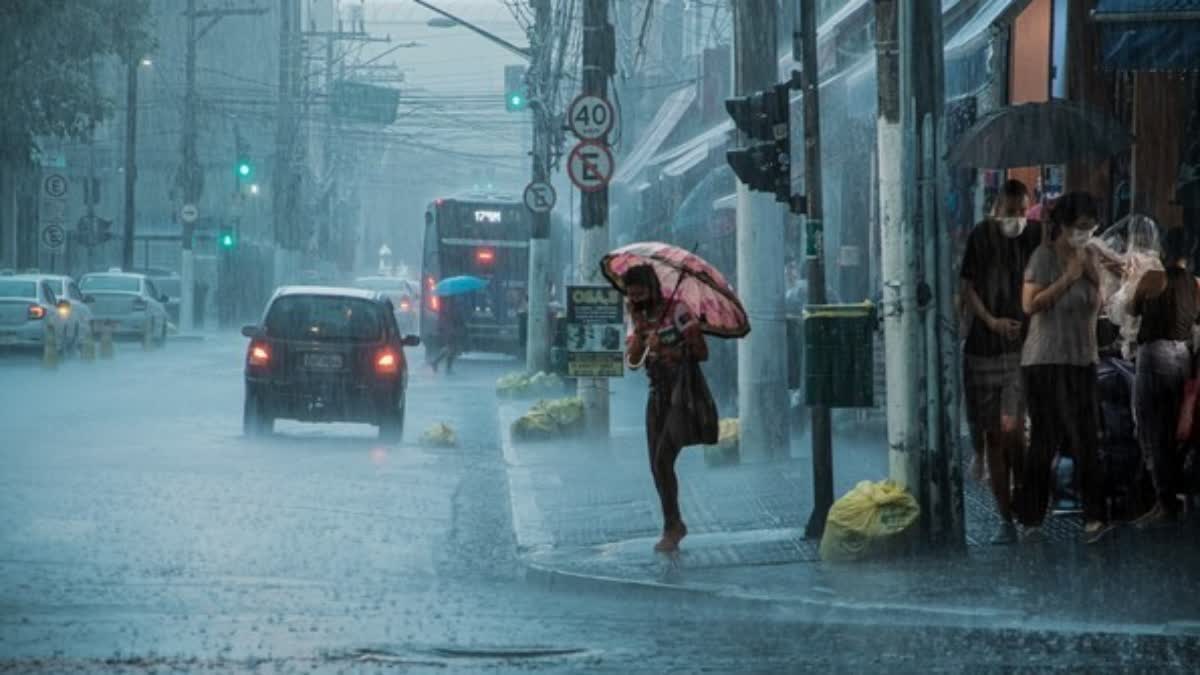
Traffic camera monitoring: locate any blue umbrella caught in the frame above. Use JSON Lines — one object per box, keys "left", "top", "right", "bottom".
{"left": 433, "top": 275, "right": 487, "bottom": 297}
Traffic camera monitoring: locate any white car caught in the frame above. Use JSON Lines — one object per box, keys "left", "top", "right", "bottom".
{"left": 0, "top": 275, "right": 71, "bottom": 352}
{"left": 353, "top": 276, "right": 421, "bottom": 335}
{"left": 79, "top": 271, "right": 170, "bottom": 344}
{"left": 40, "top": 274, "right": 95, "bottom": 351}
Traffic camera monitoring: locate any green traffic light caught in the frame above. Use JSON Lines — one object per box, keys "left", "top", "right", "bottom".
{"left": 237, "top": 163, "right": 251, "bottom": 177}
{"left": 506, "top": 92, "right": 526, "bottom": 112}
{"left": 220, "top": 233, "right": 235, "bottom": 248}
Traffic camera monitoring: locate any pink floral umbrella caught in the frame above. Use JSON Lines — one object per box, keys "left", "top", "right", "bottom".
{"left": 600, "top": 241, "right": 750, "bottom": 338}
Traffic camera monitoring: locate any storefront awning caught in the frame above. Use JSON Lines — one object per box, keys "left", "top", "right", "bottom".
{"left": 1092, "top": 0, "right": 1200, "bottom": 22}
{"left": 1094, "top": 0, "right": 1200, "bottom": 70}
{"left": 613, "top": 85, "right": 697, "bottom": 185}
{"left": 944, "top": 0, "right": 1026, "bottom": 60}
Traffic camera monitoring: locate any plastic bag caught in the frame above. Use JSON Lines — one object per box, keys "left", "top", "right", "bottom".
{"left": 703, "top": 418, "right": 740, "bottom": 467}
{"left": 421, "top": 422, "right": 457, "bottom": 447}
{"left": 511, "top": 397, "right": 584, "bottom": 441}
{"left": 496, "top": 371, "right": 565, "bottom": 399}
{"left": 819, "top": 480, "right": 920, "bottom": 562}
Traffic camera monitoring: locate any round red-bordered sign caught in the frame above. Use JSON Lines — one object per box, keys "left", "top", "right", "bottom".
{"left": 567, "top": 141, "right": 614, "bottom": 193}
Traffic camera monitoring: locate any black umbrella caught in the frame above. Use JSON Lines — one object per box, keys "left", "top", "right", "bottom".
{"left": 947, "top": 99, "right": 1133, "bottom": 169}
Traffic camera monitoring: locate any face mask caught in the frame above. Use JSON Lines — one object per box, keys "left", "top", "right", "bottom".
{"left": 998, "top": 217, "right": 1027, "bottom": 238}
{"left": 1066, "top": 227, "right": 1095, "bottom": 248}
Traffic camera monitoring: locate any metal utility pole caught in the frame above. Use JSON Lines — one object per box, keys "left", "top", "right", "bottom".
{"left": 797, "top": 0, "right": 834, "bottom": 538}
{"left": 525, "top": 0, "right": 553, "bottom": 373}
{"left": 874, "top": 0, "right": 961, "bottom": 548}
{"left": 274, "top": 0, "right": 296, "bottom": 285}
{"left": 122, "top": 54, "right": 138, "bottom": 272}
{"left": 913, "top": 0, "right": 962, "bottom": 549}
{"left": 179, "top": 0, "right": 200, "bottom": 333}
{"left": 578, "top": 0, "right": 613, "bottom": 435}
{"left": 732, "top": 0, "right": 789, "bottom": 462}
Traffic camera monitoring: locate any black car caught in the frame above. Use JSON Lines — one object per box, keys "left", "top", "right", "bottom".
{"left": 241, "top": 286, "right": 420, "bottom": 439}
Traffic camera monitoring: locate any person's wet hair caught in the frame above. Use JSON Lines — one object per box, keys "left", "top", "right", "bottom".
{"left": 1046, "top": 191, "right": 1100, "bottom": 240}
{"left": 622, "top": 264, "right": 661, "bottom": 298}
{"left": 1163, "top": 226, "right": 1192, "bottom": 265}
{"left": 1001, "top": 179, "right": 1029, "bottom": 202}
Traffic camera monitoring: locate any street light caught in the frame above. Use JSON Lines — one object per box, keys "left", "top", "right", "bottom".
{"left": 140, "top": 57, "right": 153, "bottom": 67}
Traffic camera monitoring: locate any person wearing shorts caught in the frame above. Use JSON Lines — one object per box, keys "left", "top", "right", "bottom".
{"left": 959, "top": 179, "right": 1039, "bottom": 544}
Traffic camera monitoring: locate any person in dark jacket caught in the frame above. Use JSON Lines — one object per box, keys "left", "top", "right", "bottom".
{"left": 431, "top": 294, "right": 467, "bottom": 374}
{"left": 623, "top": 264, "right": 708, "bottom": 553}
{"left": 1128, "top": 226, "right": 1199, "bottom": 527}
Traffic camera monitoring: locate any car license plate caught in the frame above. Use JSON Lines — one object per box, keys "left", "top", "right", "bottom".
{"left": 303, "top": 353, "right": 343, "bottom": 370}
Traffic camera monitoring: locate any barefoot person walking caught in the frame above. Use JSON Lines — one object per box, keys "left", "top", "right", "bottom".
{"left": 623, "top": 264, "right": 709, "bottom": 553}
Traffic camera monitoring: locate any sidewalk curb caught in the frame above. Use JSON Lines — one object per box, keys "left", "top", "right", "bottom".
{"left": 497, "top": 401, "right": 1200, "bottom": 646}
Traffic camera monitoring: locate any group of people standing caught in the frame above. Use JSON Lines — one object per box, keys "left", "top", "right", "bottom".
{"left": 960, "top": 180, "right": 1197, "bottom": 545}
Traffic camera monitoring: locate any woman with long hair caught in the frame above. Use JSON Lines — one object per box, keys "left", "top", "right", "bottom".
{"left": 1128, "top": 226, "right": 1199, "bottom": 527}
{"left": 623, "top": 264, "right": 709, "bottom": 553}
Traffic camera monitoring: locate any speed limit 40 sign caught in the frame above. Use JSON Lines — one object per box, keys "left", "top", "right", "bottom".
{"left": 568, "top": 94, "right": 615, "bottom": 141}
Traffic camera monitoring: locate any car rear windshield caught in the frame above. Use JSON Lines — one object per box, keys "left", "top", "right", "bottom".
{"left": 81, "top": 276, "right": 140, "bottom": 292}
{"left": 0, "top": 281, "right": 36, "bottom": 298}
{"left": 265, "top": 295, "right": 386, "bottom": 342}
{"left": 154, "top": 279, "right": 181, "bottom": 297}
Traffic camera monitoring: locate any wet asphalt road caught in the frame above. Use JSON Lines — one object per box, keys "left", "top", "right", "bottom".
{"left": 1, "top": 335, "right": 1196, "bottom": 673}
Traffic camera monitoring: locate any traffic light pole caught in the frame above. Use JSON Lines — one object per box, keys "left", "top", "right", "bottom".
{"left": 797, "top": 0, "right": 834, "bottom": 538}
{"left": 732, "top": 0, "right": 789, "bottom": 462}
{"left": 578, "top": 0, "right": 611, "bottom": 436}
{"left": 122, "top": 53, "right": 138, "bottom": 272}
{"left": 180, "top": 0, "right": 198, "bottom": 333}
{"left": 525, "top": 0, "right": 552, "bottom": 374}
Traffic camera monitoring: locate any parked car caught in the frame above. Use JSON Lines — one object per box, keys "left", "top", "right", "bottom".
{"left": 241, "top": 287, "right": 421, "bottom": 439}
{"left": 79, "top": 270, "right": 170, "bottom": 343}
{"left": 40, "top": 274, "right": 95, "bottom": 351}
{"left": 129, "top": 268, "right": 182, "bottom": 325}
{"left": 0, "top": 275, "right": 71, "bottom": 352}
{"left": 352, "top": 276, "right": 420, "bottom": 335}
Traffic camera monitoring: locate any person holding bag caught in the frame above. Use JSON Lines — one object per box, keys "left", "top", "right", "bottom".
{"left": 623, "top": 264, "right": 714, "bottom": 553}
{"left": 1128, "top": 226, "right": 1199, "bottom": 527}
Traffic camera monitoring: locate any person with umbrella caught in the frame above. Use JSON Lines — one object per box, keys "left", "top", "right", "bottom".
{"left": 430, "top": 276, "right": 485, "bottom": 374}
{"left": 603, "top": 242, "right": 748, "bottom": 554}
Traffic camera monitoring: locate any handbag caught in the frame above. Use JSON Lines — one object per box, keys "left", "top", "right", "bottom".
{"left": 669, "top": 355, "right": 720, "bottom": 448}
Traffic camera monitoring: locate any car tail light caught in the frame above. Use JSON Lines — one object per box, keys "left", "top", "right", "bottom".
{"left": 429, "top": 295, "right": 440, "bottom": 312}
{"left": 375, "top": 349, "right": 399, "bottom": 376}
{"left": 475, "top": 248, "right": 495, "bottom": 264}
{"left": 132, "top": 297, "right": 148, "bottom": 311}
{"left": 399, "top": 298, "right": 412, "bottom": 311}
{"left": 28, "top": 304, "right": 45, "bottom": 320}
{"left": 248, "top": 342, "right": 271, "bottom": 368}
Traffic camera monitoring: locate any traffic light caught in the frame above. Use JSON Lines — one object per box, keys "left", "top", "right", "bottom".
{"left": 504, "top": 64, "right": 528, "bottom": 112}
{"left": 725, "top": 81, "right": 799, "bottom": 210}
{"left": 218, "top": 226, "right": 237, "bottom": 250}
{"left": 235, "top": 157, "right": 253, "bottom": 181}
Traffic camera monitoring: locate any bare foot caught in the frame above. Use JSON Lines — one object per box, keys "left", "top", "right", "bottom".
{"left": 653, "top": 535, "right": 678, "bottom": 553}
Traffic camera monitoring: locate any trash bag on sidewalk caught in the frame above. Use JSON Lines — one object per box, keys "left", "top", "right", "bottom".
{"left": 421, "top": 422, "right": 457, "bottom": 447}
{"left": 496, "top": 371, "right": 565, "bottom": 399}
{"left": 819, "top": 480, "right": 920, "bottom": 562}
{"left": 511, "top": 397, "right": 584, "bottom": 442}
{"left": 703, "top": 418, "right": 740, "bottom": 467}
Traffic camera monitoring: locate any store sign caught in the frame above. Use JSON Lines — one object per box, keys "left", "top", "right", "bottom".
{"left": 566, "top": 285, "right": 624, "bottom": 377}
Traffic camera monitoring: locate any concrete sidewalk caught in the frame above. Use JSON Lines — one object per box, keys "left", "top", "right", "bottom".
{"left": 497, "top": 377, "right": 1200, "bottom": 644}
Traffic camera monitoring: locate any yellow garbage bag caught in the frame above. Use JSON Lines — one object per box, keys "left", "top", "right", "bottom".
{"left": 421, "top": 422, "right": 457, "bottom": 447}
{"left": 819, "top": 480, "right": 920, "bottom": 562}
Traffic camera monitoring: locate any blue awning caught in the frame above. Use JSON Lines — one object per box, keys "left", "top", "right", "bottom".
{"left": 1094, "top": 1, "right": 1200, "bottom": 70}
{"left": 1093, "top": 0, "right": 1200, "bottom": 22}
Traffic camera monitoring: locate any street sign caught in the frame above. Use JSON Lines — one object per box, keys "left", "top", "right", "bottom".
{"left": 567, "top": 141, "right": 614, "bottom": 193}
{"left": 523, "top": 181, "right": 557, "bottom": 213}
{"left": 43, "top": 173, "right": 68, "bottom": 199}
{"left": 566, "top": 285, "right": 624, "bottom": 377}
{"left": 40, "top": 224, "right": 66, "bottom": 252}
{"left": 568, "top": 94, "right": 614, "bottom": 140}
{"left": 331, "top": 80, "right": 400, "bottom": 126}
{"left": 180, "top": 203, "right": 199, "bottom": 224}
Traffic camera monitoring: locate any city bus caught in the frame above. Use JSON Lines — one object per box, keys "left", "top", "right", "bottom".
{"left": 420, "top": 192, "right": 531, "bottom": 357}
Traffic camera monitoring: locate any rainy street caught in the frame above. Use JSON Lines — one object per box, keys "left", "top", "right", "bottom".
{"left": 5, "top": 0, "right": 1200, "bottom": 671}
{"left": 3, "top": 341, "right": 1194, "bottom": 674}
